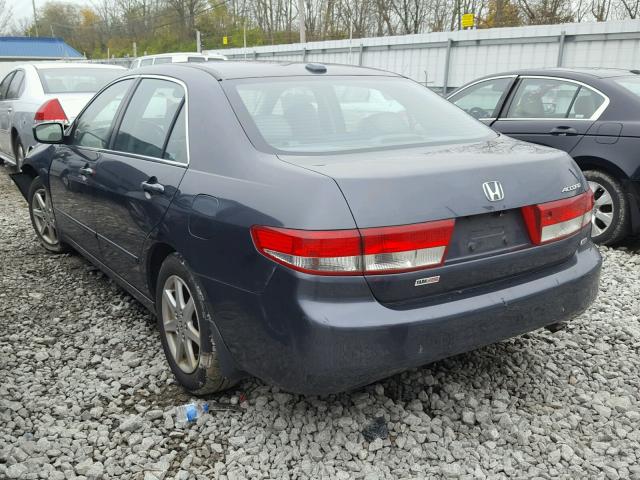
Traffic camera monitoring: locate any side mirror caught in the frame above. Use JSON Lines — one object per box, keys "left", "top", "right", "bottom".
{"left": 33, "top": 122, "right": 64, "bottom": 144}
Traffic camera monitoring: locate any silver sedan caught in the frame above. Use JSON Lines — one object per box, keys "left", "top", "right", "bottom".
{"left": 0, "top": 62, "right": 125, "bottom": 170}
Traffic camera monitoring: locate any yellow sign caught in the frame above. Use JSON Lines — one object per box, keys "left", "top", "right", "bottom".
{"left": 223, "top": 36, "right": 228, "bottom": 45}
{"left": 461, "top": 13, "right": 475, "bottom": 28}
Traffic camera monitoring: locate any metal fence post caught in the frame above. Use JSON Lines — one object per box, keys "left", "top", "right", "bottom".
{"left": 442, "top": 39, "right": 453, "bottom": 96}
{"left": 358, "top": 44, "right": 364, "bottom": 66}
{"left": 557, "top": 31, "right": 566, "bottom": 67}
{"left": 302, "top": 47, "right": 307, "bottom": 62}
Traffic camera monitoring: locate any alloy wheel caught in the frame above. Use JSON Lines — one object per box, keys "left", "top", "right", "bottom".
{"left": 31, "top": 188, "right": 59, "bottom": 246}
{"left": 588, "top": 180, "right": 614, "bottom": 238}
{"left": 161, "top": 275, "right": 201, "bottom": 374}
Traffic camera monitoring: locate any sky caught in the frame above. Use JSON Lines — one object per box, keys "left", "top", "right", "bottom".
{"left": 9, "top": 0, "right": 91, "bottom": 27}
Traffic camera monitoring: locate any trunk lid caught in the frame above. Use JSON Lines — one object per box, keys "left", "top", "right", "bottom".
{"left": 280, "top": 136, "right": 588, "bottom": 304}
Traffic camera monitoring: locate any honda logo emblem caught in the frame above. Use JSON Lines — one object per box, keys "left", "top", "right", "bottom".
{"left": 482, "top": 181, "right": 504, "bottom": 202}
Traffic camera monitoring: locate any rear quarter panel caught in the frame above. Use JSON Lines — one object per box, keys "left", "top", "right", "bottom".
{"left": 141, "top": 65, "right": 357, "bottom": 295}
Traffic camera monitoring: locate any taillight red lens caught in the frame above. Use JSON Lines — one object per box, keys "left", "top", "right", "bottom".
{"left": 251, "top": 219, "right": 455, "bottom": 276}
{"left": 34, "top": 99, "right": 68, "bottom": 123}
{"left": 521, "top": 190, "right": 593, "bottom": 245}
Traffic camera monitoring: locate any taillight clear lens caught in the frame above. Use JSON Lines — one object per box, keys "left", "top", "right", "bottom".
{"left": 34, "top": 99, "right": 68, "bottom": 123}
{"left": 251, "top": 219, "right": 455, "bottom": 276}
{"left": 522, "top": 190, "right": 594, "bottom": 245}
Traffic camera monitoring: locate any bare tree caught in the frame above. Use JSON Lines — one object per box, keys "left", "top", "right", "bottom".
{"left": 391, "top": 0, "right": 429, "bottom": 34}
{"left": 619, "top": 0, "right": 640, "bottom": 18}
{"left": 517, "top": 0, "right": 574, "bottom": 24}
{"left": 0, "top": 0, "right": 14, "bottom": 34}
{"left": 591, "top": 0, "right": 612, "bottom": 20}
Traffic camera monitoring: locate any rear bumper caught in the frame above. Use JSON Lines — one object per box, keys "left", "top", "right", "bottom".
{"left": 199, "top": 241, "right": 601, "bottom": 395}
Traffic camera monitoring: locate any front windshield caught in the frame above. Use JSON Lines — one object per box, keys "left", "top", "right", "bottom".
{"left": 226, "top": 76, "right": 496, "bottom": 154}
{"left": 614, "top": 76, "right": 640, "bottom": 97}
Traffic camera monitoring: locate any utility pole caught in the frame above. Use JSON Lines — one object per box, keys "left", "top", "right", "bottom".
{"left": 32, "top": 0, "right": 39, "bottom": 36}
{"left": 297, "top": 0, "right": 306, "bottom": 44}
{"left": 196, "top": 30, "right": 202, "bottom": 53}
{"left": 243, "top": 22, "right": 247, "bottom": 59}
{"left": 133, "top": 42, "right": 137, "bottom": 58}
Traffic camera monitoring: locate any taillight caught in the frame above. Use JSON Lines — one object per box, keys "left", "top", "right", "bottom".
{"left": 34, "top": 99, "right": 68, "bottom": 123}
{"left": 251, "top": 219, "right": 455, "bottom": 276}
{"left": 521, "top": 190, "right": 593, "bottom": 245}
{"left": 250, "top": 226, "right": 362, "bottom": 275}
{"left": 360, "top": 220, "right": 455, "bottom": 273}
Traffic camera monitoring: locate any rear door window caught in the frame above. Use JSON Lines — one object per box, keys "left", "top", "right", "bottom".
{"left": 72, "top": 79, "right": 133, "bottom": 149}
{"left": 113, "top": 78, "right": 185, "bottom": 158}
{"left": 153, "top": 57, "right": 172, "bottom": 65}
{"left": 450, "top": 77, "right": 513, "bottom": 119}
{"left": 506, "top": 78, "right": 581, "bottom": 119}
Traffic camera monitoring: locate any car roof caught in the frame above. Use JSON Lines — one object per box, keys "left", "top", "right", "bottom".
{"left": 177, "top": 61, "right": 399, "bottom": 80}
{"left": 27, "top": 62, "right": 126, "bottom": 70}
{"left": 485, "top": 67, "right": 638, "bottom": 80}
{"left": 138, "top": 52, "right": 206, "bottom": 59}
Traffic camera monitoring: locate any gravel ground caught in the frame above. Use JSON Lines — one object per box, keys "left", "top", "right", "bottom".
{"left": 1, "top": 164, "right": 640, "bottom": 480}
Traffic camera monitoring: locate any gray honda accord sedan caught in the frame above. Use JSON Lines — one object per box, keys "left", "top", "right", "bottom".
{"left": 14, "top": 62, "right": 601, "bottom": 394}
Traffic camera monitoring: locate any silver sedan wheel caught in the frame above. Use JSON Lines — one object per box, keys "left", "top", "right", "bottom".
{"left": 588, "top": 181, "right": 614, "bottom": 237}
{"left": 161, "top": 275, "right": 201, "bottom": 374}
{"left": 31, "top": 188, "right": 58, "bottom": 246}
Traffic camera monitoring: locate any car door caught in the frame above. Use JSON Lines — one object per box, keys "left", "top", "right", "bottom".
{"left": 447, "top": 76, "right": 516, "bottom": 126}
{"left": 0, "top": 71, "right": 16, "bottom": 155}
{"left": 93, "top": 77, "right": 188, "bottom": 291}
{"left": 491, "top": 76, "right": 607, "bottom": 153}
{"left": 49, "top": 78, "right": 135, "bottom": 258}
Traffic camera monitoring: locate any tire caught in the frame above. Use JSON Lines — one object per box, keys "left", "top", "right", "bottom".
{"left": 584, "top": 170, "right": 630, "bottom": 246}
{"left": 156, "top": 253, "right": 235, "bottom": 395}
{"left": 28, "top": 177, "right": 68, "bottom": 253}
{"left": 13, "top": 137, "right": 25, "bottom": 171}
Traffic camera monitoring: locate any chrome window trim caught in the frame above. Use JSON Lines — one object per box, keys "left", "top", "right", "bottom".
{"left": 501, "top": 75, "right": 610, "bottom": 122}
{"left": 71, "top": 73, "right": 191, "bottom": 167}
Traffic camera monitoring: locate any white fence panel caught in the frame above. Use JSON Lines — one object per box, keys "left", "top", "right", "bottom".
{"left": 206, "top": 20, "right": 640, "bottom": 93}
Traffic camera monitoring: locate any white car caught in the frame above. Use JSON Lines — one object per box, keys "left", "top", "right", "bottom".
{"left": 130, "top": 52, "right": 227, "bottom": 69}
{"left": 0, "top": 62, "right": 125, "bottom": 170}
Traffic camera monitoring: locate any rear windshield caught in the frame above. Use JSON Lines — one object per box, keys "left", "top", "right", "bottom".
{"left": 38, "top": 68, "right": 122, "bottom": 94}
{"left": 614, "top": 76, "right": 640, "bottom": 97}
{"left": 225, "top": 76, "right": 495, "bottom": 154}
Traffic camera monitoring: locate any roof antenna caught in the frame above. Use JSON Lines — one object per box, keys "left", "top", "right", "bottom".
{"left": 305, "top": 63, "right": 327, "bottom": 74}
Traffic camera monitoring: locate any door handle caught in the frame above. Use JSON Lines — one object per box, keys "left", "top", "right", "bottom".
{"left": 550, "top": 126, "right": 578, "bottom": 136}
{"left": 79, "top": 166, "right": 94, "bottom": 176}
{"left": 141, "top": 180, "right": 165, "bottom": 194}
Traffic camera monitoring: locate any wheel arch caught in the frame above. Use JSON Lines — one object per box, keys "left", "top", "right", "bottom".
{"left": 10, "top": 126, "right": 19, "bottom": 145}
{"left": 572, "top": 155, "right": 629, "bottom": 181}
{"left": 146, "top": 242, "right": 246, "bottom": 386}
{"left": 146, "top": 241, "right": 176, "bottom": 298}
{"left": 576, "top": 157, "right": 640, "bottom": 237}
